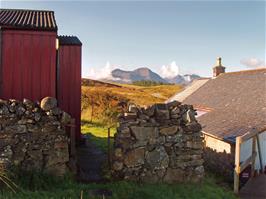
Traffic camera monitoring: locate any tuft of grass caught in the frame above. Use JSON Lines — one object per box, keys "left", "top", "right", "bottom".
{"left": 0, "top": 168, "right": 19, "bottom": 193}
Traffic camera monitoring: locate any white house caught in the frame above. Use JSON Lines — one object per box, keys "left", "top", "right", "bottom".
{"left": 169, "top": 58, "right": 266, "bottom": 177}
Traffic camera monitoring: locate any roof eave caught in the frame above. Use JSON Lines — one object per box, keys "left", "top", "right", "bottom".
{"left": 0, "top": 25, "right": 57, "bottom": 32}
{"left": 202, "top": 130, "right": 236, "bottom": 144}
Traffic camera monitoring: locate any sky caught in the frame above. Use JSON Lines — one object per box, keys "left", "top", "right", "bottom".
{"left": 1, "top": 0, "right": 265, "bottom": 78}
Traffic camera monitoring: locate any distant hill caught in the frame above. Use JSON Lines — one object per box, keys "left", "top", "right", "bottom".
{"left": 99, "top": 67, "right": 200, "bottom": 84}
{"left": 166, "top": 74, "right": 201, "bottom": 84}
{"left": 111, "top": 67, "right": 168, "bottom": 83}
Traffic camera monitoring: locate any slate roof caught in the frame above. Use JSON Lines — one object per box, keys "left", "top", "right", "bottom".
{"left": 0, "top": 9, "right": 57, "bottom": 31}
{"left": 168, "top": 78, "right": 210, "bottom": 103}
{"left": 179, "top": 68, "right": 266, "bottom": 142}
{"left": 58, "top": 36, "right": 82, "bottom": 46}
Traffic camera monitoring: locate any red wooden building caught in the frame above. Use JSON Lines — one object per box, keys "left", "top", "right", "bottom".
{"left": 58, "top": 36, "right": 82, "bottom": 139}
{"left": 0, "top": 9, "right": 82, "bottom": 138}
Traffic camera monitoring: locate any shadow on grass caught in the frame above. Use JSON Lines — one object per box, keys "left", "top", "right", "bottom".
{"left": 82, "top": 133, "right": 114, "bottom": 154}
{"left": 81, "top": 120, "right": 116, "bottom": 153}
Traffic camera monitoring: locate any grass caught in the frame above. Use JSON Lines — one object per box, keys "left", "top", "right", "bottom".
{"left": 81, "top": 121, "right": 116, "bottom": 152}
{"left": 0, "top": 169, "right": 18, "bottom": 193}
{"left": 0, "top": 171, "right": 237, "bottom": 199}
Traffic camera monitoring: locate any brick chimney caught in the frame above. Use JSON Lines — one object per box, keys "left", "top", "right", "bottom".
{"left": 213, "top": 57, "right": 225, "bottom": 77}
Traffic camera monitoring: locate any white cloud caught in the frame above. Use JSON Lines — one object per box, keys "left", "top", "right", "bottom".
{"left": 240, "top": 58, "right": 266, "bottom": 68}
{"left": 86, "top": 61, "right": 114, "bottom": 80}
{"left": 160, "top": 61, "right": 180, "bottom": 78}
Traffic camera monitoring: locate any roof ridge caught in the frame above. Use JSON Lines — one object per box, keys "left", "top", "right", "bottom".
{"left": 219, "top": 67, "right": 266, "bottom": 76}
{"left": 0, "top": 8, "right": 54, "bottom": 13}
{"left": 58, "top": 35, "right": 77, "bottom": 38}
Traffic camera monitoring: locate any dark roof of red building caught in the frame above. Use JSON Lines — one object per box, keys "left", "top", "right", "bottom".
{"left": 58, "top": 36, "right": 82, "bottom": 46}
{"left": 182, "top": 68, "right": 266, "bottom": 142}
{"left": 0, "top": 9, "right": 57, "bottom": 31}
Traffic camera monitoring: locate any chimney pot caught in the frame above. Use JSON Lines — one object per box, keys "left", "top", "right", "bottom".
{"left": 216, "top": 57, "right": 222, "bottom": 66}
{"left": 213, "top": 57, "right": 225, "bottom": 77}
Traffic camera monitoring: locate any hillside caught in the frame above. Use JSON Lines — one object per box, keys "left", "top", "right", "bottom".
{"left": 81, "top": 78, "right": 182, "bottom": 125}
{"left": 99, "top": 67, "right": 201, "bottom": 84}
{"left": 111, "top": 67, "right": 168, "bottom": 83}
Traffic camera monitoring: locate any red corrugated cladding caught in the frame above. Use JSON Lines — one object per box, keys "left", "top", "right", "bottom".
{"left": 58, "top": 44, "right": 81, "bottom": 139}
{"left": 1, "top": 30, "right": 57, "bottom": 101}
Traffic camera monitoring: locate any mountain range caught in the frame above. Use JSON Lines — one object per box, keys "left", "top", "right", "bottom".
{"left": 101, "top": 67, "right": 200, "bottom": 84}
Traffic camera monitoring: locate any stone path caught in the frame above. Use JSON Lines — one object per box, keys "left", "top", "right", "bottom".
{"left": 239, "top": 174, "right": 266, "bottom": 199}
{"left": 76, "top": 136, "right": 107, "bottom": 183}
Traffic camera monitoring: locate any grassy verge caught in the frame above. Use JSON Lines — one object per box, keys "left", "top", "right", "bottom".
{"left": 0, "top": 171, "right": 237, "bottom": 199}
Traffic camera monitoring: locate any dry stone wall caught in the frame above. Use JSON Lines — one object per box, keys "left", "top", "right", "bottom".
{"left": 112, "top": 101, "right": 204, "bottom": 183}
{"left": 0, "top": 97, "right": 71, "bottom": 176}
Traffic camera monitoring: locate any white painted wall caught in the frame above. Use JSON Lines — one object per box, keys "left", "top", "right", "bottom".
{"left": 204, "top": 134, "right": 232, "bottom": 153}
{"left": 240, "top": 131, "right": 266, "bottom": 171}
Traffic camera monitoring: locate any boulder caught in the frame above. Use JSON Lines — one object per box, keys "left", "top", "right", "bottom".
{"left": 40, "top": 97, "right": 57, "bottom": 111}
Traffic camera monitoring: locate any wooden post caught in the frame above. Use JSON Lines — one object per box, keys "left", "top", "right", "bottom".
{"left": 108, "top": 127, "right": 111, "bottom": 168}
{"left": 251, "top": 137, "right": 257, "bottom": 177}
{"left": 256, "top": 134, "right": 263, "bottom": 173}
{"left": 234, "top": 136, "right": 241, "bottom": 194}
{"left": 80, "top": 190, "right": 83, "bottom": 199}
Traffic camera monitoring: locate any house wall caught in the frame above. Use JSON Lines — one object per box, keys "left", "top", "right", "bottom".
{"left": 204, "top": 134, "right": 232, "bottom": 153}
{"left": 0, "top": 30, "right": 57, "bottom": 101}
{"left": 240, "top": 131, "right": 266, "bottom": 171}
{"left": 58, "top": 44, "right": 81, "bottom": 139}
